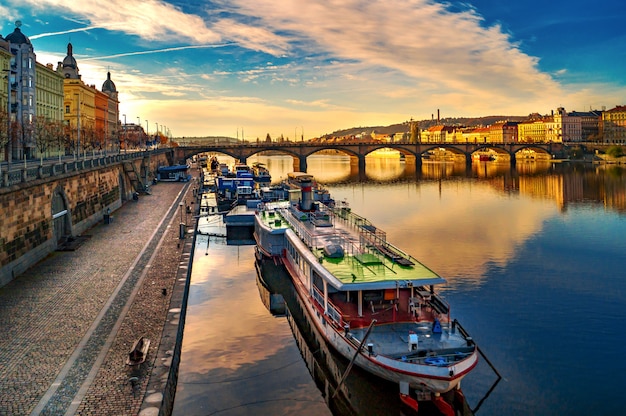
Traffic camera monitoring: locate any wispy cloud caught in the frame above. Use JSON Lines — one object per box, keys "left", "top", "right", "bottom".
{"left": 13, "top": 0, "right": 289, "bottom": 55}
{"left": 216, "top": 0, "right": 563, "bottom": 102}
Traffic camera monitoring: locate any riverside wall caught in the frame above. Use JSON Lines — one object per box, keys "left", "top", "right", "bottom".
{"left": 0, "top": 152, "right": 171, "bottom": 287}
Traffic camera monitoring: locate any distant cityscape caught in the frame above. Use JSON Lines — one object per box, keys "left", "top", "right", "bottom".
{"left": 1, "top": 21, "right": 625, "bottom": 164}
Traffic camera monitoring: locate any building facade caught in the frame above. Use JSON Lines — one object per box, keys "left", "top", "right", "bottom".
{"left": 518, "top": 115, "right": 548, "bottom": 143}
{"left": 4, "top": 22, "right": 37, "bottom": 160}
{"left": 546, "top": 107, "right": 582, "bottom": 142}
{"left": 34, "top": 62, "right": 64, "bottom": 158}
{"left": 489, "top": 121, "right": 518, "bottom": 143}
{"left": 100, "top": 72, "right": 119, "bottom": 152}
{"left": 58, "top": 42, "right": 119, "bottom": 155}
{"left": 569, "top": 110, "right": 602, "bottom": 142}
{"left": 602, "top": 106, "right": 626, "bottom": 144}
{"left": 0, "top": 36, "right": 12, "bottom": 162}
{"left": 1, "top": 23, "right": 116, "bottom": 161}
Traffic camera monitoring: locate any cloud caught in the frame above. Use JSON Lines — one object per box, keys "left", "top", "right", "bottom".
{"left": 12, "top": 0, "right": 289, "bottom": 55}
{"left": 216, "top": 0, "right": 563, "bottom": 99}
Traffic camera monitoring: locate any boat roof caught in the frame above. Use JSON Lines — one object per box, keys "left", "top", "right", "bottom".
{"left": 158, "top": 164, "right": 189, "bottom": 172}
{"left": 258, "top": 202, "right": 446, "bottom": 290}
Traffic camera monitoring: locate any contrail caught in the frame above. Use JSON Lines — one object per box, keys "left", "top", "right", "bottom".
{"left": 30, "top": 24, "right": 124, "bottom": 40}
{"left": 81, "top": 43, "right": 237, "bottom": 61}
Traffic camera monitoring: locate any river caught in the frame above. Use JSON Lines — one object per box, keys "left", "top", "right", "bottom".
{"left": 172, "top": 153, "right": 626, "bottom": 416}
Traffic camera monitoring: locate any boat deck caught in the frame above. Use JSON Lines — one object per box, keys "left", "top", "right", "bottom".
{"left": 260, "top": 201, "right": 443, "bottom": 289}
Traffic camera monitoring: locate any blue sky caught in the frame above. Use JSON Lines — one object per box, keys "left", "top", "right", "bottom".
{"left": 2, "top": 0, "right": 624, "bottom": 140}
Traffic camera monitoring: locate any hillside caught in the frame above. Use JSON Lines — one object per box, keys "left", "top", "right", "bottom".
{"left": 329, "top": 115, "right": 528, "bottom": 137}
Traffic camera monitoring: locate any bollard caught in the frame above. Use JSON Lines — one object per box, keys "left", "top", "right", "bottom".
{"left": 179, "top": 222, "right": 186, "bottom": 239}
{"left": 104, "top": 208, "right": 112, "bottom": 224}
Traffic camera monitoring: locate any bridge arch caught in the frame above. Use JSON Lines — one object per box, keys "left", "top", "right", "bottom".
{"left": 469, "top": 145, "right": 513, "bottom": 163}
{"left": 513, "top": 145, "right": 554, "bottom": 160}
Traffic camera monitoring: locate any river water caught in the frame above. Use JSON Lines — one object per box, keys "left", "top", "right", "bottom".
{"left": 173, "top": 154, "right": 626, "bottom": 416}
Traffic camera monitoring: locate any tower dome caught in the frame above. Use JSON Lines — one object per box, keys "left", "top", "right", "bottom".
{"left": 102, "top": 72, "right": 117, "bottom": 93}
{"left": 61, "top": 42, "right": 80, "bottom": 79}
{"left": 5, "top": 21, "right": 31, "bottom": 45}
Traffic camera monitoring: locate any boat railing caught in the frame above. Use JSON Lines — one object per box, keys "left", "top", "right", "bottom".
{"left": 311, "top": 285, "right": 343, "bottom": 327}
{"left": 330, "top": 205, "right": 391, "bottom": 252}
{"left": 279, "top": 206, "right": 363, "bottom": 258}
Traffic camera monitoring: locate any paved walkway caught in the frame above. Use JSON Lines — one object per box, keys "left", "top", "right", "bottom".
{"left": 0, "top": 178, "right": 195, "bottom": 415}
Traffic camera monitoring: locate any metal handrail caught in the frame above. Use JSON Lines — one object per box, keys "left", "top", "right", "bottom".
{"left": 1, "top": 149, "right": 171, "bottom": 188}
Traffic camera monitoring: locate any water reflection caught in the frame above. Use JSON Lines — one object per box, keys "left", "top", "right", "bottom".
{"left": 173, "top": 239, "right": 331, "bottom": 416}
{"left": 251, "top": 154, "right": 626, "bottom": 213}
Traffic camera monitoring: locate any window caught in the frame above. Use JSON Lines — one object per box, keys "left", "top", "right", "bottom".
{"left": 65, "top": 105, "right": 70, "bottom": 114}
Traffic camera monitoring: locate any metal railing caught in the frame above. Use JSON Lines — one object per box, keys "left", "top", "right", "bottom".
{"left": 311, "top": 285, "right": 343, "bottom": 327}
{"left": 0, "top": 149, "right": 171, "bottom": 188}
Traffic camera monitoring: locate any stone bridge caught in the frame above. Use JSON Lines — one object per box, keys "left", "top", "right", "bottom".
{"left": 174, "top": 141, "right": 569, "bottom": 171}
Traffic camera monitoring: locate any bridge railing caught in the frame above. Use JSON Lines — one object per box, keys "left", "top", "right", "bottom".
{"left": 0, "top": 149, "right": 171, "bottom": 188}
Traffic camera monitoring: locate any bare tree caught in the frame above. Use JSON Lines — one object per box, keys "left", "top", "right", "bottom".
{"left": 33, "top": 116, "right": 57, "bottom": 159}
{"left": 0, "top": 110, "right": 10, "bottom": 161}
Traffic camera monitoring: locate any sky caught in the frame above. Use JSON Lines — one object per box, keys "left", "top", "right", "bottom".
{"left": 1, "top": 0, "right": 625, "bottom": 140}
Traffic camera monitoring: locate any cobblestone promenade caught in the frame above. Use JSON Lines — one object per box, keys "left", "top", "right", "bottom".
{"left": 0, "top": 178, "right": 195, "bottom": 416}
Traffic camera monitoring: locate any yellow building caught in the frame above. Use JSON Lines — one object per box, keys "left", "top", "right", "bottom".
{"left": 518, "top": 116, "right": 547, "bottom": 143}
{"left": 58, "top": 43, "right": 97, "bottom": 156}
{"left": 602, "top": 106, "right": 626, "bottom": 144}
{"left": 58, "top": 43, "right": 119, "bottom": 155}
{"left": 489, "top": 121, "right": 518, "bottom": 143}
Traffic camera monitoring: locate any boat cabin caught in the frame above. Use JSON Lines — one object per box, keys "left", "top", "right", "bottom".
{"left": 157, "top": 165, "right": 191, "bottom": 181}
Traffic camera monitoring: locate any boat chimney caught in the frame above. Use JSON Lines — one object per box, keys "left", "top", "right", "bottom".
{"left": 300, "top": 176, "right": 314, "bottom": 211}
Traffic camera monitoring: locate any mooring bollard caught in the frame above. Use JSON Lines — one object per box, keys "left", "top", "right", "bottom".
{"left": 104, "top": 208, "right": 112, "bottom": 224}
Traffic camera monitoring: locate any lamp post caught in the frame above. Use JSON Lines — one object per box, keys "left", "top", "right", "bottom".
{"left": 179, "top": 202, "right": 185, "bottom": 239}
{"left": 3, "top": 69, "right": 11, "bottom": 166}
{"left": 122, "top": 114, "right": 126, "bottom": 154}
{"left": 137, "top": 117, "right": 140, "bottom": 151}
{"left": 145, "top": 119, "right": 149, "bottom": 150}
{"left": 74, "top": 93, "right": 80, "bottom": 159}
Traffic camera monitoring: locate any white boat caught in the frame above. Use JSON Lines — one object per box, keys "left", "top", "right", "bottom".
{"left": 254, "top": 173, "right": 478, "bottom": 412}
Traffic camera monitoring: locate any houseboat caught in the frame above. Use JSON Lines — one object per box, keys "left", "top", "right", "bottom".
{"left": 156, "top": 164, "right": 191, "bottom": 181}
{"left": 253, "top": 174, "right": 478, "bottom": 414}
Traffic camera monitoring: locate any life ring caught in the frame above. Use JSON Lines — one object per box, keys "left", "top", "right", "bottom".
{"left": 424, "top": 357, "right": 446, "bottom": 366}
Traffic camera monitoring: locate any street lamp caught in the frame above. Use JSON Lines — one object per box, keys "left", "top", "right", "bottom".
{"left": 145, "top": 119, "right": 149, "bottom": 150}
{"left": 3, "top": 69, "right": 11, "bottom": 165}
{"left": 179, "top": 202, "right": 185, "bottom": 239}
{"left": 137, "top": 117, "right": 140, "bottom": 151}
{"left": 123, "top": 114, "right": 126, "bottom": 153}
{"left": 74, "top": 93, "right": 81, "bottom": 159}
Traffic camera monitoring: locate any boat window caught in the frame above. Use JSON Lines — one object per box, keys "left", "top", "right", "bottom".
{"left": 312, "top": 271, "right": 324, "bottom": 291}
